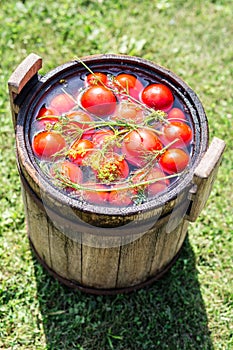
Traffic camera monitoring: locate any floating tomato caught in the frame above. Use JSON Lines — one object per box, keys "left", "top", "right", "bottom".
{"left": 68, "top": 139, "right": 94, "bottom": 165}
{"left": 159, "top": 148, "right": 190, "bottom": 174}
{"left": 141, "top": 83, "right": 174, "bottom": 112}
{"left": 95, "top": 153, "right": 129, "bottom": 183}
{"left": 35, "top": 116, "right": 59, "bottom": 131}
{"left": 122, "top": 128, "right": 163, "bottom": 167}
{"left": 51, "top": 160, "right": 83, "bottom": 191}
{"left": 80, "top": 85, "right": 117, "bottom": 117}
{"left": 35, "top": 106, "right": 59, "bottom": 130}
{"left": 114, "top": 73, "right": 143, "bottom": 99}
{"left": 32, "top": 131, "right": 66, "bottom": 160}
{"left": 86, "top": 72, "right": 108, "bottom": 86}
{"left": 161, "top": 121, "right": 193, "bottom": 148}
{"left": 36, "top": 106, "right": 58, "bottom": 119}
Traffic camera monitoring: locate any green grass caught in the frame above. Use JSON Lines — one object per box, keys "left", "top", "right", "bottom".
{"left": 0, "top": 0, "right": 232, "bottom": 349}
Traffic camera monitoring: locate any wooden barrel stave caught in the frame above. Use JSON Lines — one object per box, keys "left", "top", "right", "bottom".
{"left": 22, "top": 178, "right": 190, "bottom": 291}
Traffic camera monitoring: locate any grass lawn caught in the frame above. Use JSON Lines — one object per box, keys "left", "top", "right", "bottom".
{"left": 0, "top": 0, "right": 232, "bottom": 349}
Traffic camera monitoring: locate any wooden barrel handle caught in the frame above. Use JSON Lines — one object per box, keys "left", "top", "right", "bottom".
{"left": 8, "top": 53, "right": 42, "bottom": 129}
{"left": 187, "top": 137, "right": 226, "bottom": 222}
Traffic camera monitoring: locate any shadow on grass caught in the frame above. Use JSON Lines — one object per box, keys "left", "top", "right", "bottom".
{"left": 32, "top": 235, "right": 213, "bottom": 350}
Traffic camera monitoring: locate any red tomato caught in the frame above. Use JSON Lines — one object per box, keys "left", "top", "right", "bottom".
{"left": 113, "top": 101, "right": 144, "bottom": 123}
{"left": 92, "top": 129, "right": 115, "bottom": 149}
{"left": 141, "top": 83, "right": 174, "bottom": 112}
{"left": 59, "top": 161, "right": 83, "bottom": 183}
{"left": 66, "top": 110, "right": 93, "bottom": 126}
{"left": 35, "top": 106, "right": 59, "bottom": 130}
{"left": 108, "top": 188, "right": 135, "bottom": 207}
{"left": 133, "top": 166, "right": 169, "bottom": 197}
{"left": 32, "top": 131, "right": 66, "bottom": 160}
{"left": 96, "top": 153, "right": 129, "bottom": 183}
{"left": 61, "top": 120, "right": 83, "bottom": 136}
{"left": 161, "top": 121, "right": 193, "bottom": 148}
{"left": 36, "top": 106, "right": 58, "bottom": 119}
{"left": 114, "top": 73, "right": 143, "bottom": 99}
{"left": 122, "top": 128, "right": 163, "bottom": 167}
{"left": 159, "top": 148, "right": 190, "bottom": 174}
{"left": 62, "top": 110, "right": 94, "bottom": 136}
{"left": 81, "top": 183, "right": 109, "bottom": 205}
{"left": 51, "top": 161, "right": 83, "bottom": 185}
{"left": 81, "top": 128, "right": 96, "bottom": 140}
{"left": 145, "top": 167, "right": 170, "bottom": 196}
{"left": 49, "top": 93, "right": 76, "bottom": 114}
{"left": 80, "top": 85, "right": 117, "bottom": 117}
{"left": 167, "top": 107, "right": 186, "bottom": 121}
{"left": 68, "top": 139, "right": 94, "bottom": 165}
{"left": 86, "top": 72, "right": 108, "bottom": 86}
{"left": 35, "top": 116, "right": 59, "bottom": 131}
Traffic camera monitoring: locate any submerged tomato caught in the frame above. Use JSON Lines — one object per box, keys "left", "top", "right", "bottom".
{"left": 159, "top": 148, "right": 190, "bottom": 174}
{"left": 35, "top": 116, "right": 59, "bottom": 131}
{"left": 32, "top": 131, "right": 66, "bottom": 160}
{"left": 68, "top": 139, "right": 94, "bottom": 165}
{"left": 141, "top": 83, "right": 174, "bottom": 112}
{"left": 51, "top": 160, "right": 83, "bottom": 188}
{"left": 92, "top": 129, "right": 115, "bottom": 149}
{"left": 167, "top": 107, "right": 186, "bottom": 121}
{"left": 62, "top": 110, "right": 94, "bottom": 136}
{"left": 113, "top": 101, "right": 144, "bottom": 123}
{"left": 133, "top": 166, "right": 169, "bottom": 197}
{"left": 122, "top": 128, "right": 163, "bottom": 167}
{"left": 161, "top": 121, "right": 193, "bottom": 148}
{"left": 86, "top": 72, "right": 108, "bottom": 86}
{"left": 96, "top": 153, "right": 129, "bottom": 183}
{"left": 49, "top": 93, "right": 76, "bottom": 114}
{"left": 35, "top": 106, "right": 59, "bottom": 130}
{"left": 66, "top": 110, "right": 93, "bottom": 126}
{"left": 81, "top": 183, "right": 109, "bottom": 205}
{"left": 36, "top": 106, "right": 58, "bottom": 119}
{"left": 108, "top": 187, "right": 135, "bottom": 207}
{"left": 80, "top": 85, "right": 117, "bottom": 117}
{"left": 114, "top": 73, "right": 143, "bottom": 99}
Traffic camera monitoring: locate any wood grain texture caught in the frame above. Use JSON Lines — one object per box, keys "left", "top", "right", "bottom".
{"left": 8, "top": 53, "right": 42, "bottom": 94}
{"left": 81, "top": 242, "right": 120, "bottom": 288}
{"left": 22, "top": 185, "right": 51, "bottom": 267}
{"left": 188, "top": 137, "right": 226, "bottom": 222}
{"left": 21, "top": 179, "right": 190, "bottom": 290}
{"left": 8, "top": 53, "right": 42, "bottom": 129}
{"left": 174, "top": 219, "right": 189, "bottom": 256}
{"left": 116, "top": 227, "right": 158, "bottom": 288}
{"left": 22, "top": 183, "right": 190, "bottom": 290}
{"left": 48, "top": 220, "right": 82, "bottom": 281}
{"left": 149, "top": 221, "right": 184, "bottom": 277}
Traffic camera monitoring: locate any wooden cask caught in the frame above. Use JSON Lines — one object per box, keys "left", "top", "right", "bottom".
{"left": 8, "top": 54, "right": 225, "bottom": 294}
